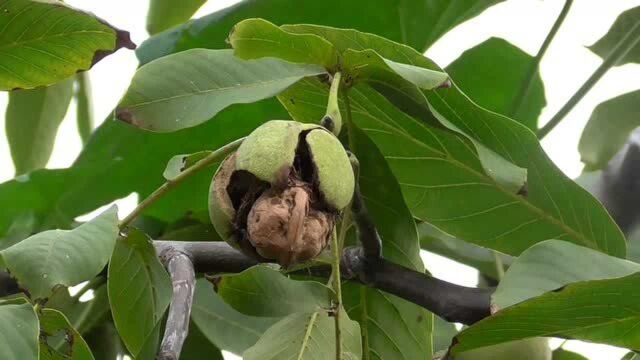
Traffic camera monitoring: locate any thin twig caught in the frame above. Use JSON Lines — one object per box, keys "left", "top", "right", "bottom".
{"left": 538, "top": 20, "right": 640, "bottom": 139}
{"left": 510, "top": 0, "right": 573, "bottom": 120}
{"left": 330, "top": 228, "right": 343, "bottom": 359}
{"left": 157, "top": 247, "right": 196, "bottom": 360}
{"left": 118, "top": 137, "right": 244, "bottom": 229}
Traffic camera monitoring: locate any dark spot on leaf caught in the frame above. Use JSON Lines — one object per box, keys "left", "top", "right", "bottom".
{"left": 517, "top": 182, "right": 528, "bottom": 197}
{"left": 416, "top": 315, "right": 423, "bottom": 322}
{"left": 321, "top": 115, "right": 334, "bottom": 132}
{"left": 91, "top": 28, "right": 136, "bottom": 66}
{"left": 115, "top": 108, "right": 135, "bottom": 125}
{"left": 552, "top": 285, "right": 566, "bottom": 293}
{"left": 437, "top": 79, "right": 452, "bottom": 89}
{"left": 290, "top": 98, "right": 295, "bottom": 105}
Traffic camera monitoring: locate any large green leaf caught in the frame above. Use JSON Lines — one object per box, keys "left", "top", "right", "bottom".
{"left": 191, "top": 278, "right": 277, "bottom": 354}
{"left": 578, "top": 90, "right": 640, "bottom": 170}
{"left": 116, "top": 49, "right": 324, "bottom": 132}
{"left": 588, "top": 6, "right": 640, "bottom": 65}
{"left": 445, "top": 37, "right": 546, "bottom": 130}
{"left": 136, "top": 0, "right": 503, "bottom": 64}
{"left": 419, "top": 222, "right": 512, "bottom": 280}
{"left": 108, "top": 229, "right": 171, "bottom": 359}
{"left": 0, "top": 0, "right": 134, "bottom": 90}
{"left": 452, "top": 272, "right": 640, "bottom": 354}
{"left": 433, "top": 316, "right": 458, "bottom": 353}
{"left": 147, "top": 0, "right": 207, "bottom": 34}
{"left": 6, "top": 77, "right": 74, "bottom": 175}
{"left": 0, "top": 206, "right": 118, "bottom": 299}
{"left": 343, "top": 124, "right": 433, "bottom": 359}
{"left": 243, "top": 311, "right": 362, "bottom": 360}
{"left": 493, "top": 240, "right": 640, "bottom": 309}
{"left": 277, "top": 25, "right": 626, "bottom": 258}
{"left": 39, "top": 308, "right": 94, "bottom": 360}
{"left": 217, "top": 265, "right": 331, "bottom": 317}
{"left": 0, "top": 299, "right": 39, "bottom": 360}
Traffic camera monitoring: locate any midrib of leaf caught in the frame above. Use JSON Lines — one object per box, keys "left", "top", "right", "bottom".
{"left": 124, "top": 75, "right": 320, "bottom": 109}
{"left": 296, "top": 312, "right": 319, "bottom": 360}
{"left": 360, "top": 287, "right": 371, "bottom": 360}
{"left": 0, "top": 30, "right": 113, "bottom": 52}
{"left": 191, "top": 304, "right": 264, "bottom": 337}
{"left": 346, "top": 85, "right": 599, "bottom": 250}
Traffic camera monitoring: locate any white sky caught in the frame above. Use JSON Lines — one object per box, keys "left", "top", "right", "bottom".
{"left": 2, "top": 0, "right": 640, "bottom": 359}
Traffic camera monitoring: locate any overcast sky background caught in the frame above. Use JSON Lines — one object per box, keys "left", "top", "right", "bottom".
{"left": 2, "top": 1, "right": 640, "bottom": 359}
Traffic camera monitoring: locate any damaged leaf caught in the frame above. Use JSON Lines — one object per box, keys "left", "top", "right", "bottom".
{"left": 0, "top": 0, "right": 135, "bottom": 90}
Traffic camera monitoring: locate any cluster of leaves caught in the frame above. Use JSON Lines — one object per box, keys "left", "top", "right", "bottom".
{"left": 1, "top": 0, "right": 640, "bottom": 359}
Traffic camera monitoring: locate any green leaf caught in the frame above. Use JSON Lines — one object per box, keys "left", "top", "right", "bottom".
{"left": 83, "top": 322, "right": 123, "bottom": 360}
{"left": 243, "top": 311, "right": 362, "bottom": 360}
{"left": 147, "top": 0, "right": 207, "bottom": 34}
{"left": 343, "top": 123, "right": 433, "bottom": 359}
{"left": 116, "top": 49, "right": 324, "bottom": 132}
{"left": 75, "top": 72, "right": 93, "bottom": 145}
{"left": 342, "top": 48, "right": 448, "bottom": 90}
{"left": 191, "top": 278, "right": 277, "bottom": 354}
{"left": 445, "top": 37, "right": 546, "bottom": 130}
{"left": 578, "top": 90, "right": 640, "bottom": 170}
{"left": 229, "top": 18, "right": 338, "bottom": 69}
{"left": 180, "top": 321, "right": 224, "bottom": 360}
{"left": 217, "top": 265, "right": 331, "bottom": 317}
{"left": 278, "top": 25, "right": 625, "bottom": 258}
{"left": 0, "top": 299, "right": 39, "bottom": 360}
{"left": 136, "top": 0, "right": 503, "bottom": 64}
{"left": 6, "top": 77, "right": 74, "bottom": 175}
{"left": 452, "top": 272, "right": 640, "bottom": 353}
{"left": 0, "top": 0, "right": 134, "bottom": 90}
{"left": 588, "top": 6, "right": 640, "bottom": 65}
{"left": 162, "top": 151, "right": 213, "bottom": 181}
{"left": 419, "top": 222, "right": 513, "bottom": 280}
{"left": 552, "top": 348, "right": 588, "bottom": 360}
{"left": 47, "top": 284, "right": 110, "bottom": 336}
{"left": 494, "top": 240, "right": 640, "bottom": 309}
{"left": 39, "top": 308, "right": 94, "bottom": 360}
{"left": 0, "top": 206, "right": 118, "bottom": 299}
{"left": 108, "top": 229, "right": 171, "bottom": 359}
{"left": 454, "top": 338, "right": 551, "bottom": 360}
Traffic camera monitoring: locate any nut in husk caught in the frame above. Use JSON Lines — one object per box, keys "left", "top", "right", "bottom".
{"left": 208, "top": 120, "right": 355, "bottom": 267}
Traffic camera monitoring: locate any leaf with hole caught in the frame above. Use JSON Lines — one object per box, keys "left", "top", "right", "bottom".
{"left": 107, "top": 229, "right": 171, "bottom": 359}
{"left": 38, "top": 308, "right": 94, "bottom": 360}
{"left": 0, "top": 206, "right": 118, "bottom": 299}
{"left": 0, "top": 0, "right": 134, "bottom": 90}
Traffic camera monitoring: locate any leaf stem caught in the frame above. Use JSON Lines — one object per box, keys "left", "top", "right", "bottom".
{"left": 118, "top": 137, "right": 245, "bottom": 230}
{"left": 538, "top": 20, "right": 640, "bottom": 139}
{"left": 322, "top": 72, "right": 343, "bottom": 135}
{"left": 510, "top": 0, "right": 573, "bottom": 120}
{"left": 76, "top": 72, "right": 93, "bottom": 145}
{"left": 330, "top": 227, "right": 343, "bottom": 359}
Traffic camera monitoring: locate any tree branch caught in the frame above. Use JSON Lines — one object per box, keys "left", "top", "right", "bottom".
{"left": 153, "top": 241, "right": 491, "bottom": 325}
{"left": 156, "top": 247, "right": 196, "bottom": 360}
